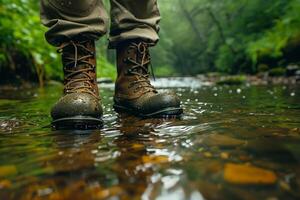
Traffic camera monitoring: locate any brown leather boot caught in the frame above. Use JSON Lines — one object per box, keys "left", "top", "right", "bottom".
{"left": 51, "top": 39, "right": 103, "bottom": 129}
{"left": 114, "top": 41, "right": 183, "bottom": 117}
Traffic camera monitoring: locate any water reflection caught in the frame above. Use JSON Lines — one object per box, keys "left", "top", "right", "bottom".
{"left": 0, "top": 82, "right": 299, "bottom": 199}
{"left": 12, "top": 115, "right": 196, "bottom": 199}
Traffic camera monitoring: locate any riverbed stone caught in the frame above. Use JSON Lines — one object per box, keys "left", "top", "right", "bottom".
{"left": 224, "top": 163, "right": 277, "bottom": 185}
{"left": 0, "top": 165, "right": 17, "bottom": 177}
{"left": 201, "top": 134, "right": 245, "bottom": 148}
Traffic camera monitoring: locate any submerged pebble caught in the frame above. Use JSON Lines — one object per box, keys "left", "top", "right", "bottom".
{"left": 224, "top": 163, "right": 277, "bottom": 185}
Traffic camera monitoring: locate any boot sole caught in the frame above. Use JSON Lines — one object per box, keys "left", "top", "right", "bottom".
{"left": 52, "top": 116, "right": 103, "bottom": 130}
{"left": 113, "top": 104, "right": 183, "bottom": 118}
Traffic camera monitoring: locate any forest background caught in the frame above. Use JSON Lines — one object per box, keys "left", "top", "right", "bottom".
{"left": 0, "top": 0, "right": 299, "bottom": 85}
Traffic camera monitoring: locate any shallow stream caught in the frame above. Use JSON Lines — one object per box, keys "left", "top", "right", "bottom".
{"left": 0, "top": 79, "right": 299, "bottom": 200}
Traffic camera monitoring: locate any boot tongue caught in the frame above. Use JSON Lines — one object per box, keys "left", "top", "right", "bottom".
{"left": 130, "top": 44, "right": 156, "bottom": 92}
{"left": 62, "top": 42, "right": 94, "bottom": 91}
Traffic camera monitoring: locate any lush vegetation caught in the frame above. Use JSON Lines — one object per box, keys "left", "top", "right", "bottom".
{"left": 0, "top": 0, "right": 299, "bottom": 85}
{"left": 0, "top": 0, "right": 115, "bottom": 85}
{"left": 153, "top": 0, "right": 300, "bottom": 76}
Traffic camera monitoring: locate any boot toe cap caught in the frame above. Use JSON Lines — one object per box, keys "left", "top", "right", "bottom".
{"left": 141, "top": 92, "right": 182, "bottom": 114}
{"left": 51, "top": 93, "right": 102, "bottom": 120}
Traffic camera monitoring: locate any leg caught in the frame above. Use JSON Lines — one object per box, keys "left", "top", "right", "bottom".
{"left": 40, "top": 0, "right": 108, "bottom": 46}
{"left": 40, "top": 0, "right": 108, "bottom": 129}
{"left": 110, "top": 1, "right": 183, "bottom": 117}
{"left": 109, "top": 0, "right": 160, "bottom": 48}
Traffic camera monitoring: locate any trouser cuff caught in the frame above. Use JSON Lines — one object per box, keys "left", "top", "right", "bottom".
{"left": 108, "top": 27, "right": 159, "bottom": 49}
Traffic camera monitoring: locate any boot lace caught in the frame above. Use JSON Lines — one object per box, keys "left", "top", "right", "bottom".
{"left": 125, "top": 42, "right": 157, "bottom": 94}
{"left": 57, "top": 40, "right": 98, "bottom": 99}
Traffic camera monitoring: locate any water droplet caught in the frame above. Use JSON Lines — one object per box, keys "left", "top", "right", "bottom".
{"left": 290, "top": 92, "right": 295, "bottom": 97}
{"left": 214, "top": 93, "right": 218, "bottom": 97}
{"left": 237, "top": 89, "right": 242, "bottom": 94}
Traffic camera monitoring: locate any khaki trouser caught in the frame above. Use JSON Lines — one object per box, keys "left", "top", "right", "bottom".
{"left": 40, "top": 0, "right": 160, "bottom": 48}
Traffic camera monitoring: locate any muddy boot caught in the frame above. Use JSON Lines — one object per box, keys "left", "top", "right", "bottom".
{"left": 51, "top": 39, "right": 103, "bottom": 129}
{"left": 114, "top": 41, "right": 183, "bottom": 117}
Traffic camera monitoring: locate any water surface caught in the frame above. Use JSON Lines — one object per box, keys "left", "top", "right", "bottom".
{"left": 0, "top": 79, "right": 299, "bottom": 200}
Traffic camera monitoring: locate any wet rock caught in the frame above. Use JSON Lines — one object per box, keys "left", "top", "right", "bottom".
{"left": 204, "top": 160, "right": 223, "bottom": 174}
{"left": 201, "top": 134, "right": 246, "bottom": 148}
{"left": 0, "top": 119, "right": 23, "bottom": 132}
{"left": 269, "top": 67, "right": 286, "bottom": 77}
{"left": 217, "top": 76, "right": 247, "bottom": 85}
{"left": 185, "top": 160, "right": 224, "bottom": 183}
{"left": 224, "top": 163, "right": 277, "bottom": 185}
{"left": 196, "top": 181, "right": 223, "bottom": 200}
{"left": 243, "top": 139, "right": 299, "bottom": 163}
{"left": 286, "top": 64, "right": 299, "bottom": 77}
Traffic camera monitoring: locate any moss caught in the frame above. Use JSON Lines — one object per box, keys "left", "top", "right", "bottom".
{"left": 206, "top": 72, "right": 223, "bottom": 78}
{"left": 257, "top": 64, "right": 269, "bottom": 73}
{"left": 217, "top": 75, "right": 247, "bottom": 85}
{"left": 269, "top": 67, "right": 286, "bottom": 76}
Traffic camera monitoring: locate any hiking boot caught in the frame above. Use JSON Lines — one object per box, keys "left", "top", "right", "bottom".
{"left": 114, "top": 41, "right": 183, "bottom": 117}
{"left": 51, "top": 39, "right": 103, "bottom": 129}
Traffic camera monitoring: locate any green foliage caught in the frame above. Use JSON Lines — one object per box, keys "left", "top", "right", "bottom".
{"left": 97, "top": 56, "right": 116, "bottom": 80}
{"left": 246, "top": 0, "right": 300, "bottom": 66}
{"left": 0, "top": 0, "right": 59, "bottom": 84}
{"left": 154, "top": 0, "right": 300, "bottom": 75}
{"left": 1, "top": 0, "right": 300, "bottom": 84}
{"left": 215, "top": 45, "right": 235, "bottom": 73}
{"left": 0, "top": 0, "right": 115, "bottom": 85}
{"left": 154, "top": 65, "right": 177, "bottom": 77}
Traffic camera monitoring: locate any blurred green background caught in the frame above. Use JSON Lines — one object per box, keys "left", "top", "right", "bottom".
{"left": 0, "top": 0, "right": 300, "bottom": 85}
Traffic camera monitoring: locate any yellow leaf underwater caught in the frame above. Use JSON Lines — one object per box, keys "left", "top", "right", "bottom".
{"left": 0, "top": 165, "right": 17, "bottom": 177}
{"left": 224, "top": 163, "right": 277, "bottom": 185}
{"left": 142, "top": 155, "right": 169, "bottom": 164}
